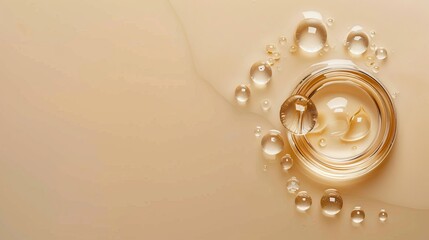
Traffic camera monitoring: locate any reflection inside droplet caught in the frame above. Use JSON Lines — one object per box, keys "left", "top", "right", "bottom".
{"left": 342, "top": 107, "right": 371, "bottom": 142}
{"left": 280, "top": 95, "right": 318, "bottom": 135}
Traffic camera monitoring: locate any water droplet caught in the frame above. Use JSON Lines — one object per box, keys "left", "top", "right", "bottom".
{"left": 345, "top": 26, "right": 369, "bottom": 55}
{"left": 280, "top": 154, "right": 293, "bottom": 171}
{"left": 375, "top": 47, "right": 388, "bottom": 60}
{"left": 370, "top": 30, "right": 376, "bottom": 38}
{"left": 370, "top": 43, "right": 377, "bottom": 51}
{"left": 320, "top": 189, "right": 343, "bottom": 216}
{"left": 250, "top": 61, "right": 272, "bottom": 86}
{"left": 263, "top": 164, "right": 268, "bottom": 171}
{"left": 272, "top": 52, "right": 281, "bottom": 60}
{"left": 342, "top": 107, "right": 371, "bottom": 142}
{"left": 279, "top": 36, "right": 287, "bottom": 46}
{"left": 318, "top": 138, "right": 327, "bottom": 148}
{"left": 254, "top": 126, "right": 262, "bottom": 137}
{"left": 234, "top": 84, "right": 250, "bottom": 104}
{"left": 266, "top": 58, "right": 275, "bottom": 66}
{"left": 351, "top": 206, "right": 365, "bottom": 223}
{"left": 295, "top": 18, "right": 328, "bottom": 53}
{"left": 261, "top": 130, "right": 284, "bottom": 155}
{"left": 366, "top": 55, "right": 375, "bottom": 66}
{"left": 323, "top": 43, "right": 330, "bottom": 52}
{"left": 280, "top": 95, "right": 318, "bottom": 135}
{"left": 295, "top": 191, "right": 312, "bottom": 211}
{"left": 327, "top": 18, "right": 334, "bottom": 26}
{"left": 286, "top": 176, "right": 300, "bottom": 194}
{"left": 261, "top": 99, "right": 271, "bottom": 111}
{"left": 325, "top": 97, "right": 349, "bottom": 136}
{"left": 392, "top": 91, "right": 399, "bottom": 99}
{"left": 266, "top": 44, "right": 276, "bottom": 53}
{"left": 289, "top": 45, "right": 298, "bottom": 53}
{"left": 372, "top": 65, "right": 380, "bottom": 73}
{"left": 379, "top": 209, "right": 388, "bottom": 222}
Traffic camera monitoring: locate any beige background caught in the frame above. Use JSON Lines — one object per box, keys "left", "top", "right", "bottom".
{"left": 0, "top": 0, "right": 428, "bottom": 239}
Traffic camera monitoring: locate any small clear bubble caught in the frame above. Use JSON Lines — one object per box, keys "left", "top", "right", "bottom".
{"left": 266, "top": 44, "right": 276, "bottom": 53}
{"left": 263, "top": 164, "right": 268, "bottom": 172}
{"left": 261, "top": 99, "right": 272, "bottom": 111}
{"left": 234, "top": 84, "right": 250, "bottom": 104}
{"left": 286, "top": 177, "right": 300, "bottom": 194}
{"left": 372, "top": 65, "right": 380, "bottom": 73}
{"left": 375, "top": 47, "right": 388, "bottom": 60}
{"left": 323, "top": 43, "right": 330, "bottom": 52}
{"left": 272, "top": 52, "right": 281, "bottom": 60}
{"left": 351, "top": 206, "right": 365, "bottom": 223}
{"left": 261, "top": 130, "right": 284, "bottom": 155}
{"left": 379, "top": 209, "right": 388, "bottom": 222}
{"left": 289, "top": 45, "right": 298, "bottom": 53}
{"left": 318, "top": 138, "right": 327, "bottom": 147}
{"left": 370, "top": 30, "right": 376, "bottom": 38}
{"left": 254, "top": 126, "right": 262, "bottom": 137}
{"left": 327, "top": 18, "right": 334, "bottom": 26}
{"left": 250, "top": 61, "right": 272, "bottom": 86}
{"left": 280, "top": 154, "right": 293, "bottom": 171}
{"left": 345, "top": 26, "right": 369, "bottom": 55}
{"left": 295, "top": 191, "right": 312, "bottom": 211}
{"left": 320, "top": 189, "right": 343, "bottom": 216}
{"left": 266, "top": 58, "right": 275, "bottom": 66}
{"left": 279, "top": 36, "right": 287, "bottom": 46}
{"left": 370, "top": 43, "right": 377, "bottom": 51}
{"left": 295, "top": 17, "right": 328, "bottom": 53}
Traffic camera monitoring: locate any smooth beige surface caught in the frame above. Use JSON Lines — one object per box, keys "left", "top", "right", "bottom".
{"left": 0, "top": 0, "right": 428, "bottom": 239}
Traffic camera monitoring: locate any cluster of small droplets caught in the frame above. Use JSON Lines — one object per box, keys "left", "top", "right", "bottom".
{"left": 239, "top": 12, "right": 393, "bottom": 224}
{"left": 265, "top": 44, "right": 282, "bottom": 66}
{"left": 343, "top": 26, "right": 389, "bottom": 73}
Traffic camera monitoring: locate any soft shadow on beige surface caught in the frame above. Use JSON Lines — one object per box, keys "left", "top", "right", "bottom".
{"left": 0, "top": 0, "right": 428, "bottom": 239}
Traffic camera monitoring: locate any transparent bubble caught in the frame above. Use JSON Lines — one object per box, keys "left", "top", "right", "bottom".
{"left": 320, "top": 189, "right": 343, "bottom": 216}
{"left": 279, "top": 36, "right": 287, "bottom": 45}
{"left": 250, "top": 61, "right": 272, "bottom": 86}
{"left": 280, "top": 154, "right": 293, "bottom": 171}
{"left": 295, "top": 18, "right": 328, "bottom": 53}
{"left": 345, "top": 26, "right": 369, "bottom": 55}
{"left": 342, "top": 107, "right": 371, "bottom": 142}
{"left": 280, "top": 95, "right": 318, "bottom": 135}
{"left": 266, "top": 44, "right": 276, "bottom": 53}
{"left": 351, "top": 206, "right": 365, "bottom": 223}
{"left": 295, "top": 191, "right": 312, "bottom": 211}
{"left": 272, "top": 52, "right": 281, "bottom": 60}
{"left": 318, "top": 138, "right": 327, "bottom": 148}
{"left": 327, "top": 18, "right": 334, "bottom": 26}
{"left": 254, "top": 126, "right": 262, "bottom": 137}
{"left": 370, "top": 30, "right": 376, "bottom": 38}
{"left": 289, "top": 45, "right": 298, "bottom": 53}
{"left": 372, "top": 65, "right": 380, "bottom": 73}
{"left": 286, "top": 176, "right": 300, "bottom": 194}
{"left": 266, "top": 58, "right": 275, "bottom": 66}
{"left": 379, "top": 209, "right": 388, "bottom": 222}
{"left": 375, "top": 47, "right": 388, "bottom": 60}
{"left": 234, "top": 84, "right": 250, "bottom": 104}
{"left": 261, "top": 130, "right": 284, "bottom": 155}
{"left": 261, "top": 99, "right": 271, "bottom": 111}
